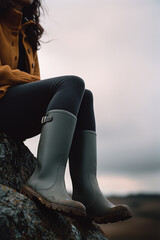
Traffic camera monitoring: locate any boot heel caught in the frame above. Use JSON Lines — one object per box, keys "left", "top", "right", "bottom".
{"left": 21, "top": 185, "right": 56, "bottom": 209}
{"left": 20, "top": 185, "right": 42, "bottom": 203}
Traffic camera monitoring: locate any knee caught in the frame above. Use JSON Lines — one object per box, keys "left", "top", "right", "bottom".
{"left": 83, "top": 89, "right": 94, "bottom": 104}
{"left": 67, "top": 75, "right": 85, "bottom": 93}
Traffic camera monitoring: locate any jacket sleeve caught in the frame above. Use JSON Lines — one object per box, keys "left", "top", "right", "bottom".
{"left": 0, "top": 58, "right": 40, "bottom": 98}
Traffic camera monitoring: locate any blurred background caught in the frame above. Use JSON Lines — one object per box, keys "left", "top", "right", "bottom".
{"left": 24, "top": 0, "right": 160, "bottom": 239}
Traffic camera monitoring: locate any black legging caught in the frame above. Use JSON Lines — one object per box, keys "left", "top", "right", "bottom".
{"left": 0, "top": 75, "right": 96, "bottom": 141}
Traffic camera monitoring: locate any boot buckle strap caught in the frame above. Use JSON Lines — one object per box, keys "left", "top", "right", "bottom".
{"left": 41, "top": 115, "right": 53, "bottom": 124}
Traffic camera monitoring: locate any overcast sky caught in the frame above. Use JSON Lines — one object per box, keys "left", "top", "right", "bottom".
{"left": 25, "top": 0, "right": 160, "bottom": 195}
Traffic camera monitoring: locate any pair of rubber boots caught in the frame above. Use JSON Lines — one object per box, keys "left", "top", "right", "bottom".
{"left": 21, "top": 109, "right": 132, "bottom": 224}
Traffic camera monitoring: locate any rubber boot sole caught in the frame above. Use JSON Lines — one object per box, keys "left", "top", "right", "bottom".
{"left": 90, "top": 205, "right": 133, "bottom": 224}
{"left": 20, "top": 185, "right": 86, "bottom": 219}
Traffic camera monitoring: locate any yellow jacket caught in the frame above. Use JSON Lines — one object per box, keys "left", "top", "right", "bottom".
{"left": 0, "top": 8, "right": 40, "bottom": 99}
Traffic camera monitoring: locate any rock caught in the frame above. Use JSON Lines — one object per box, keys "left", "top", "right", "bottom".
{"left": 0, "top": 185, "right": 108, "bottom": 240}
{"left": 0, "top": 133, "right": 108, "bottom": 240}
{"left": 0, "top": 133, "right": 36, "bottom": 191}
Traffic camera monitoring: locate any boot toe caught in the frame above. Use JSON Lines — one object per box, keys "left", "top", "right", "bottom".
{"left": 93, "top": 204, "right": 133, "bottom": 224}
{"left": 57, "top": 199, "right": 87, "bottom": 217}
{"left": 52, "top": 198, "right": 86, "bottom": 213}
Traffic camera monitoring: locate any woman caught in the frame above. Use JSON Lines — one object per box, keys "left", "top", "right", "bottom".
{"left": 0, "top": 0, "right": 132, "bottom": 223}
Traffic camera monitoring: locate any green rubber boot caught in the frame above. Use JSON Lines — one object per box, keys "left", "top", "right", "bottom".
{"left": 21, "top": 110, "right": 86, "bottom": 217}
{"left": 69, "top": 130, "right": 132, "bottom": 223}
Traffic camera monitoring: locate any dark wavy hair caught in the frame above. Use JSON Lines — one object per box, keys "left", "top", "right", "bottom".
{"left": 0, "top": 0, "right": 44, "bottom": 51}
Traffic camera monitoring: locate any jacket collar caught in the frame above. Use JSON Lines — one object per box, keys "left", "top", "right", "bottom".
{"left": 3, "top": 8, "right": 36, "bottom": 30}
{"left": 3, "top": 8, "right": 22, "bottom": 29}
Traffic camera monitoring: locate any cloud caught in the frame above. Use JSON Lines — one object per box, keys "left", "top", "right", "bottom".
{"left": 96, "top": 171, "right": 160, "bottom": 195}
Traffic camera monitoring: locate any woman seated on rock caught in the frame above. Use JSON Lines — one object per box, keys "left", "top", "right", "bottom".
{"left": 0, "top": 0, "right": 132, "bottom": 223}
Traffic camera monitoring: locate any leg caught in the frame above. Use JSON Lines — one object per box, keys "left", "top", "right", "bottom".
{"left": 69, "top": 89, "right": 132, "bottom": 223}
{"left": 0, "top": 76, "right": 86, "bottom": 217}
{"left": 0, "top": 76, "right": 85, "bottom": 140}
{"left": 76, "top": 89, "right": 96, "bottom": 131}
